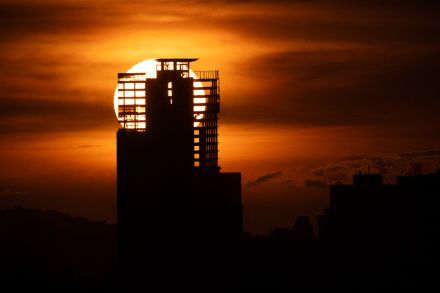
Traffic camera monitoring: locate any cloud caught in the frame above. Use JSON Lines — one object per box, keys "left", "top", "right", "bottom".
{"left": 2, "top": 0, "right": 439, "bottom": 45}
{"left": 0, "top": 188, "right": 29, "bottom": 197}
{"left": 0, "top": 2, "right": 101, "bottom": 42}
{"left": 1, "top": 0, "right": 440, "bottom": 135}
{"left": 399, "top": 150, "right": 440, "bottom": 158}
{"left": 306, "top": 165, "right": 350, "bottom": 188}
{"left": 0, "top": 1, "right": 179, "bottom": 35}
{"left": 280, "top": 179, "right": 293, "bottom": 185}
{"left": 304, "top": 149, "right": 440, "bottom": 187}
{"left": 209, "top": 1, "right": 440, "bottom": 45}
{"left": 0, "top": 96, "right": 116, "bottom": 134}
{"left": 326, "top": 166, "right": 348, "bottom": 174}
{"left": 310, "top": 166, "right": 349, "bottom": 179}
{"left": 223, "top": 47, "right": 440, "bottom": 133}
{"left": 312, "top": 169, "right": 324, "bottom": 177}
{"left": 304, "top": 179, "right": 327, "bottom": 189}
{"left": 223, "top": 0, "right": 440, "bottom": 5}
{"left": 78, "top": 145, "right": 100, "bottom": 148}
{"left": 0, "top": 0, "right": 226, "bottom": 42}
{"left": 246, "top": 171, "right": 282, "bottom": 187}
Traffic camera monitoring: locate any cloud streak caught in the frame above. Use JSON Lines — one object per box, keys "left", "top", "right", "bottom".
{"left": 304, "top": 179, "right": 327, "bottom": 189}
{"left": 304, "top": 149, "right": 440, "bottom": 187}
{"left": 0, "top": 96, "right": 116, "bottom": 134}
{"left": 224, "top": 48, "right": 440, "bottom": 130}
{"left": 246, "top": 171, "right": 282, "bottom": 188}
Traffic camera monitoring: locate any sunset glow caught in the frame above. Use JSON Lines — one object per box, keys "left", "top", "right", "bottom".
{"left": 1, "top": 0, "right": 439, "bottom": 235}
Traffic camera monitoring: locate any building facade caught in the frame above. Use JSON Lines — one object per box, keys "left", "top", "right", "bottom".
{"left": 116, "top": 59, "right": 242, "bottom": 284}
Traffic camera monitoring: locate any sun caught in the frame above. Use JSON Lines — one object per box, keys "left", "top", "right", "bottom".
{"left": 113, "top": 59, "right": 206, "bottom": 128}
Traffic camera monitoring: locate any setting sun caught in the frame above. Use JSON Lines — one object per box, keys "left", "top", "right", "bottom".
{"left": 113, "top": 59, "right": 206, "bottom": 129}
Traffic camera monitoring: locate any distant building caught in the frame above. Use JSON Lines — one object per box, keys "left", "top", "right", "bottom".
{"left": 318, "top": 170, "right": 440, "bottom": 262}
{"left": 116, "top": 59, "right": 242, "bottom": 285}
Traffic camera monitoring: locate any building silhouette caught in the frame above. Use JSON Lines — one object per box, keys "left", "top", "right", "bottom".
{"left": 317, "top": 170, "right": 440, "bottom": 290}
{"left": 116, "top": 59, "right": 242, "bottom": 288}
{"left": 318, "top": 170, "right": 440, "bottom": 245}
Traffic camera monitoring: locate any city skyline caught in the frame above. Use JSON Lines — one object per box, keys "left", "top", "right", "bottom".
{"left": 1, "top": 0, "right": 440, "bottom": 233}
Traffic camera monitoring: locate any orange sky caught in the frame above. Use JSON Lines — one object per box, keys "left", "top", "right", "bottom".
{"left": 1, "top": 0, "right": 440, "bottom": 233}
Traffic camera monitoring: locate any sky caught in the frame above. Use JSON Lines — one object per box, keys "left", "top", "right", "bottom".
{"left": 1, "top": 0, "right": 440, "bottom": 233}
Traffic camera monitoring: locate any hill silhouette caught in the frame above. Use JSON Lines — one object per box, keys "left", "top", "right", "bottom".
{"left": 0, "top": 207, "right": 116, "bottom": 292}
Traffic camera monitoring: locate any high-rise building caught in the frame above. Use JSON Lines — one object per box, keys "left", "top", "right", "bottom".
{"left": 116, "top": 59, "right": 242, "bottom": 281}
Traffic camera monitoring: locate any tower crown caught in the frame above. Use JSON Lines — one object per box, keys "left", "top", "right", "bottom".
{"left": 155, "top": 58, "right": 197, "bottom": 77}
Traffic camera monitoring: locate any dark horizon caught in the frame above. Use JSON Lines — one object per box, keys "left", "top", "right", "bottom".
{"left": 1, "top": 0, "right": 440, "bottom": 234}
{"left": 1, "top": 169, "right": 439, "bottom": 291}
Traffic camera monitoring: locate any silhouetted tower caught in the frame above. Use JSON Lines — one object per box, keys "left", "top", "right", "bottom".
{"left": 116, "top": 59, "right": 242, "bottom": 281}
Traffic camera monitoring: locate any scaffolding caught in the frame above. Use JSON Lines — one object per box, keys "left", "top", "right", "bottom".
{"left": 117, "top": 59, "right": 220, "bottom": 171}
{"left": 192, "top": 70, "right": 220, "bottom": 170}
{"left": 117, "top": 72, "right": 147, "bottom": 130}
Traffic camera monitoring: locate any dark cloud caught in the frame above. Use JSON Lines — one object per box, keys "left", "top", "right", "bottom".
{"left": 79, "top": 145, "right": 100, "bottom": 148}
{"left": 224, "top": 0, "right": 440, "bottom": 5}
{"left": 1, "top": 0, "right": 439, "bottom": 45}
{"left": 312, "top": 169, "right": 324, "bottom": 177}
{"left": 212, "top": 1, "right": 440, "bottom": 45}
{"left": 345, "top": 155, "right": 368, "bottom": 161}
{"left": 304, "top": 179, "right": 327, "bottom": 189}
{"left": 307, "top": 165, "right": 350, "bottom": 186}
{"left": 304, "top": 149, "right": 440, "bottom": 186}
{"left": 0, "top": 1, "right": 202, "bottom": 44}
{"left": 311, "top": 166, "right": 348, "bottom": 178}
{"left": 0, "top": 2, "right": 100, "bottom": 41}
{"left": 2, "top": 0, "right": 439, "bottom": 134}
{"left": 326, "top": 166, "right": 348, "bottom": 174}
{"left": 400, "top": 150, "right": 440, "bottom": 158}
{"left": 223, "top": 48, "right": 440, "bottom": 133}
{"left": 0, "top": 188, "right": 29, "bottom": 196}
{"left": 214, "top": 0, "right": 440, "bottom": 132}
{"left": 246, "top": 171, "right": 282, "bottom": 187}
{"left": 0, "top": 96, "right": 116, "bottom": 134}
